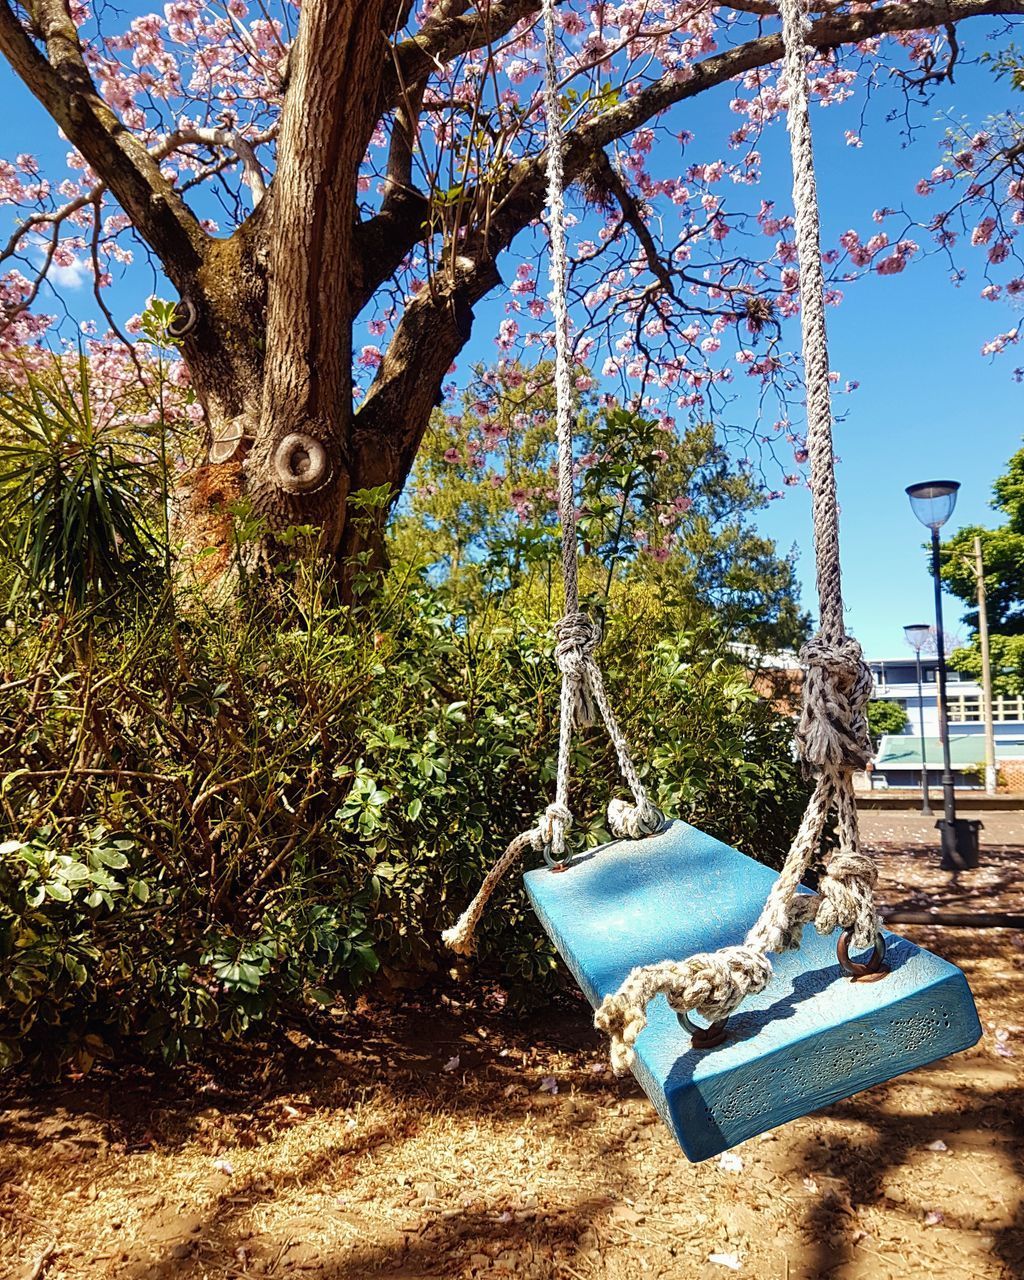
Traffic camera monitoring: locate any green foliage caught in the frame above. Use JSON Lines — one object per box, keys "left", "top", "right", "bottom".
{"left": 393, "top": 362, "right": 810, "bottom": 653}
{"left": 0, "top": 569, "right": 808, "bottom": 1072}
{"left": 940, "top": 438, "right": 1024, "bottom": 693}
{"left": 0, "top": 356, "right": 166, "bottom": 607}
{"left": 0, "top": 355, "right": 812, "bottom": 1073}
{"left": 866, "top": 699, "right": 909, "bottom": 741}
{"left": 982, "top": 43, "right": 1024, "bottom": 91}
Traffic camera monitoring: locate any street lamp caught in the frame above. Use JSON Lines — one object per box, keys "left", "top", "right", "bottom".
{"left": 903, "top": 622, "right": 933, "bottom": 816}
{"left": 906, "top": 480, "right": 972, "bottom": 870}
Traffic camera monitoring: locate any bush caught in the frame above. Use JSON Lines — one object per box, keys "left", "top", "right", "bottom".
{"left": 866, "top": 699, "right": 909, "bottom": 742}
{"left": 0, "top": 574, "right": 808, "bottom": 1072}
{"left": 0, "top": 367, "right": 811, "bottom": 1072}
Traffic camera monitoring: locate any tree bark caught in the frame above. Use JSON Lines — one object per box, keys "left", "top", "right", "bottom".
{"left": 241, "top": 0, "right": 394, "bottom": 561}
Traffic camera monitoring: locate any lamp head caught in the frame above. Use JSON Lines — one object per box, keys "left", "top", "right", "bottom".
{"left": 906, "top": 480, "right": 960, "bottom": 530}
{"left": 903, "top": 623, "right": 931, "bottom": 652}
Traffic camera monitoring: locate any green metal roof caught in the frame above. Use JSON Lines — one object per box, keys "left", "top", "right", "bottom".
{"left": 875, "top": 734, "right": 1024, "bottom": 769}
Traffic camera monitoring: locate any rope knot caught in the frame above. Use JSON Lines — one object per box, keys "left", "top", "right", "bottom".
{"left": 594, "top": 945, "right": 773, "bottom": 1074}
{"left": 554, "top": 611, "right": 600, "bottom": 727}
{"left": 554, "top": 611, "right": 599, "bottom": 671}
{"left": 608, "top": 797, "right": 667, "bottom": 841}
{"left": 795, "top": 634, "right": 873, "bottom": 770}
{"left": 539, "top": 801, "right": 574, "bottom": 851}
{"left": 815, "top": 850, "right": 878, "bottom": 947}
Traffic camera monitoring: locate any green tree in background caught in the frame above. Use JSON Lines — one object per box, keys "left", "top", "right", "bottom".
{"left": 391, "top": 360, "right": 810, "bottom": 654}
{"left": 939, "top": 438, "right": 1024, "bottom": 693}
{"left": 866, "top": 699, "right": 909, "bottom": 744}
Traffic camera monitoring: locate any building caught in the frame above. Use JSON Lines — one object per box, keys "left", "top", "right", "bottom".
{"left": 868, "top": 654, "right": 1024, "bottom": 789}
{"left": 872, "top": 733, "right": 1024, "bottom": 790}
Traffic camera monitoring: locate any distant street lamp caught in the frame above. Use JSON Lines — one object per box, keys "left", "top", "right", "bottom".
{"left": 906, "top": 480, "right": 975, "bottom": 870}
{"left": 903, "top": 622, "right": 933, "bottom": 816}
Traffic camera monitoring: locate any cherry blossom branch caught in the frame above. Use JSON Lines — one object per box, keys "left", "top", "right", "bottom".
{"left": 388, "top": 0, "right": 541, "bottom": 105}
{"left": 1, "top": 123, "right": 274, "bottom": 267}
{"left": 0, "top": 0, "right": 207, "bottom": 278}
{"left": 0, "top": 121, "right": 277, "bottom": 343}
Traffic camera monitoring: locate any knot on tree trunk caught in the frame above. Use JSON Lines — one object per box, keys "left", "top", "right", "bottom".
{"left": 272, "top": 432, "right": 331, "bottom": 494}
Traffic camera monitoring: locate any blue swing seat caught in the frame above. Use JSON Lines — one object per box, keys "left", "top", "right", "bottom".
{"left": 524, "top": 819, "right": 981, "bottom": 1162}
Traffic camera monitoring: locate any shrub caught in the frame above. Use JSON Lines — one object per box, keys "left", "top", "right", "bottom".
{"left": 0, "top": 357, "right": 168, "bottom": 608}
{"left": 0, "top": 573, "right": 808, "bottom": 1072}
{"left": 866, "top": 699, "right": 909, "bottom": 742}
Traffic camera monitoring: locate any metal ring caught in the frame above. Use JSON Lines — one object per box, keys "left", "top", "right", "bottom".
{"left": 542, "top": 843, "right": 567, "bottom": 872}
{"left": 677, "top": 1010, "right": 729, "bottom": 1050}
{"left": 836, "top": 929, "right": 890, "bottom": 983}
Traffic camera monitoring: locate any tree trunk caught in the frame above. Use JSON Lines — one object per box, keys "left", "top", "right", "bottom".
{"left": 241, "top": 0, "right": 392, "bottom": 565}
{"left": 179, "top": 1, "right": 404, "bottom": 593}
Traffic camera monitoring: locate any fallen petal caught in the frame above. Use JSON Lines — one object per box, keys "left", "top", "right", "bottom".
{"left": 709, "top": 1252, "right": 742, "bottom": 1270}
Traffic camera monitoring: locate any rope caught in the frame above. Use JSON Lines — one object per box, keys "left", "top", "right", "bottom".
{"left": 594, "top": 0, "right": 878, "bottom": 1071}
{"left": 444, "top": 0, "right": 880, "bottom": 1060}
{"left": 440, "top": 0, "right": 664, "bottom": 954}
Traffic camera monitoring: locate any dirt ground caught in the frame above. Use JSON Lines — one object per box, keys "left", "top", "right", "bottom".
{"left": 2, "top": 810, "right": 1022, "bottom": 1280}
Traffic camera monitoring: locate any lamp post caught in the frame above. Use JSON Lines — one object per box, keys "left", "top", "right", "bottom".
{"left": 904, "top": 622, "right": 933, "bottom": 816}
{"left": 906, "top": 480, "right": 974, "bottom": 870}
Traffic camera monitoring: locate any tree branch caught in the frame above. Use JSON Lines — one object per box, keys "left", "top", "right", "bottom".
{"left": 0, "top": 0, "right": 207, "bottom": 281}
{"left": 483, "top": 0, "right": 1024, "bottom": 255}
{"left": 589, "top": 150, "right": 676, "bottom": 298}
{"left": 359, "top": 0, "right": 1024, "bottom": 314}
{"left": 353, "top": 260, "right": 500, "bottom": 497}
{"left": 386, "top": 0, "right": 540, "bottom": 108}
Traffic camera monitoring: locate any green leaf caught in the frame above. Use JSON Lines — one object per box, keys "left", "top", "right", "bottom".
{"left": 95, "top": 849, "right": 129, "bottom": 870}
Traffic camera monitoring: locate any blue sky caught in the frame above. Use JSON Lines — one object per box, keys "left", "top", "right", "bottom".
{"left": 734, "top": 48, "right": 1023, "bottom": 659}
{"left": 3, "top": 16, "right": 1021, "bottom": 659}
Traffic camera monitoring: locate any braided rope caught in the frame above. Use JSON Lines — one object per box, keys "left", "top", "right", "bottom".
{"left": 440, "top": 0, "right": 664, "bottom": 953}
{"left": 444, "top": 0, "right": 880, "bottom": 1044}
{"left": 594, "top": 0, "right": 879, "bottom": 1070}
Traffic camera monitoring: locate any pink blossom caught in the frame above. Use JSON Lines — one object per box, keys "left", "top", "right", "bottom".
{"left": 972, "top": 218, "right": 997, "bottom": 246}
{"left": 497, "top": 318, "right": 518, "bottom": 351}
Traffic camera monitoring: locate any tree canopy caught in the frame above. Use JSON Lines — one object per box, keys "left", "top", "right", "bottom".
{"left": 941, "top": 436, "right": 1024, "bottom": 691}
{"left": 0, "top": 1, "right": 1022, "bottom": 586}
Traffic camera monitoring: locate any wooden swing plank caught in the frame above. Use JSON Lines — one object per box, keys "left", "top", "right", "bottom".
{"left": 524, "top": 819, "right": 981, "bottom": 1163}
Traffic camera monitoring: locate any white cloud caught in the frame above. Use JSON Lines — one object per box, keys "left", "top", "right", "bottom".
{"left": 48, "top": 257, "right": 92, "bottom": 291}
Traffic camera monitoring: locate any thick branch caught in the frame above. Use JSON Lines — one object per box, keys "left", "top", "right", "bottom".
{"left": 485, "top": 0, "right": 1024, "bottom": 254}
{"left": 353, "top": 261, "right": 500, "bottom": 497}
{"left": 0, "top": 0, "right": 207, "bottom": 279}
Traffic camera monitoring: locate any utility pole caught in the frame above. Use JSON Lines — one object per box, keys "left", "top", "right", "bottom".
{"left": 974, "top": 534, "right": 998, "bottom": 795}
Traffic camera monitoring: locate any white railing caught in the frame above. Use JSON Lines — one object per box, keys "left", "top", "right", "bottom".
{"left": 947, "top": 694, "right": 1024, "bottom": 724}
